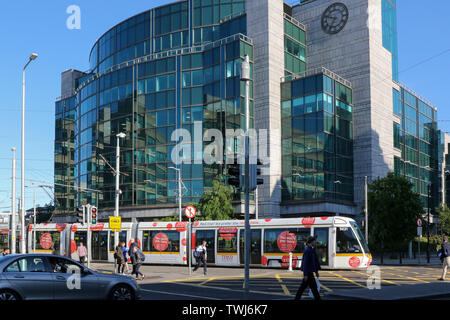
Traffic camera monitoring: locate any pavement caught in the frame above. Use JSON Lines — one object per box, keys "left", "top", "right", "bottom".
{"left": 88, "top": 262, "right": 450, "bottom": 300}
{"left": 371, "top": 255, "right": 442, "bottom": 266}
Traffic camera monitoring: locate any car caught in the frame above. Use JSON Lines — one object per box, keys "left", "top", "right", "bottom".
{"left": 0, "top": 254, "right": 140, "bottom": 300}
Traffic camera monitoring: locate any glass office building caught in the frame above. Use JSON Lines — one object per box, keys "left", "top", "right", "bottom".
{"left": 55, "top": 0, "right": 255, "bottom": 215}
{"left": 281, "top": 71, "right": 354, "bottom": 205}
{"left": 393, "top": 85, "right": 440, "bottom": 212}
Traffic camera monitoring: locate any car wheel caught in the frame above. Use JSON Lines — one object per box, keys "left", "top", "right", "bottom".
{"left": 0, "top": 289, "right": 21, "bottom": 301}
{"left": 109, "top": 284, "right": 135, "bottom": 301}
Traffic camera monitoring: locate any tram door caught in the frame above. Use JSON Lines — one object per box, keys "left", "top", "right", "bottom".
{"left": 239, "top": 229, "right": 262, "bottom": 265}
{"left": 195, "top": 230, "right": 215, "bottom": 264}
{"left": 92, "top": 231, "right": 108, "bottom": 261}
{"left": 314, "top": 228, "right": 329, "bottom": 266}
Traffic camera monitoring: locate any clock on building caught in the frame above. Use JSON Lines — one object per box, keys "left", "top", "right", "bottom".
{"left": 321, "top": 2, "right": 349, "bottom": 35}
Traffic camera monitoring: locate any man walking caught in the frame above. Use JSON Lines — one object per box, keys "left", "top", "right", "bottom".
{"left": 193, "top": 240, "right": 208, "bottom": 276}
{"left": 294, "top": 236, "right": 321, "bottom": 300}
{"left": 439, "top": 236, "right": 450, "bottom": 281}
{"left": 77, "top": 242, "right": 87, "bottom": 265}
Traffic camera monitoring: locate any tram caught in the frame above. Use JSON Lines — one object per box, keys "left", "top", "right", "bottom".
{"left": 27, "top": 216, "right": 371, "bottom": 269}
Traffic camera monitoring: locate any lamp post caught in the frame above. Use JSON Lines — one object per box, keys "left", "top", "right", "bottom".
{"left": 114, "top": 133, "right": 126, "bottom": 253}
{"left": 21, "top": 53, "right": 38, "bottom": 254}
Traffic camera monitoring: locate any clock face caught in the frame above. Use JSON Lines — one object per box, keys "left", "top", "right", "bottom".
{"left": 321, "top": 2, "right": 349, "bottom": 35}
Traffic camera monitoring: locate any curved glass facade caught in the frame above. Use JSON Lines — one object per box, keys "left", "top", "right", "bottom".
{"left": 55, "top": 0, "right": 252, "bottom": 214}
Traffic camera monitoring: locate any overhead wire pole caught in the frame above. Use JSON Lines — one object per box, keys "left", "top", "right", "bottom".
{"left": 114, "top": 133, "right": 126, "bottom": 267}
{"left": 11, "top": 148, "right": 16, "bottom": 254}
{"left": 241, "top": 55, "right": 251, "bottom": 297}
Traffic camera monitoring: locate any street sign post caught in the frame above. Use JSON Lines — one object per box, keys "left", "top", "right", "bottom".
{"left": 109, "top": 216, "right": 121, "bottom": 232}
{"left": 185, "top": 205, "right": 196, "bottom": 219}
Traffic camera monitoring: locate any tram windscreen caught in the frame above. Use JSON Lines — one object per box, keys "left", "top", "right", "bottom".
{"left": 350, "top": 222, "right": 370, "bottom": 253}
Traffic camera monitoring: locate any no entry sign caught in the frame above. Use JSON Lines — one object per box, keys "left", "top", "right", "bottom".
{"left": 185, "top": 205, "right": 196, "bottom": 219}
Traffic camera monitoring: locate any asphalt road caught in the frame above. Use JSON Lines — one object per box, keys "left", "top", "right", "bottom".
{"left": 92, "top": 263, "right": 448, "bottom": 300}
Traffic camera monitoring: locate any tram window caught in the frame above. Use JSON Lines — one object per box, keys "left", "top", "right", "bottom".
{"left": 74, "top": 232, "right": 87, "bottom": 247}
{"left": 0, "top": 234, "right": 8, "bottom": 250}
{"left": 142, "top": 231, "right": 151, "bottom": 252}
{"left": 35, "top": 231, "right": 61, "bottom": 251}
{"left": 217, "top": 233, "right": 237, "bottom": 253}
{"left": 350, "top": 222, "right": 370, "bottom": 253}
{"left": 336, "top": 227, "right": 362, "bottom": 253}
{"left": 264, "top": 228, "right": 310, "bottom": 254}
{"left": 150, "top": 230, "right": 180, "bottom": 253}
{"left": 109, "top": 231, "right": 127, "bottom": 251}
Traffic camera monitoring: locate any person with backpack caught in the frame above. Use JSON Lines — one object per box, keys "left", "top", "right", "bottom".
{"left": 131, "top": 245, "right": 145, "bottom": 280}
{"left": 193, "top": 240, "right": 208, "bottom": 276}
{"left": 438, "top": 236, "right": 450, "bottom": 281}
{"left": 294, "top": 236, "right": 321, "bottom": 300}
{"left": 114, "top": 242, "right": 124, "bottom": 274}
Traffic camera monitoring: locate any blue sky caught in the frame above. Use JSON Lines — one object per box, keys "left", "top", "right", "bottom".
{"left": 0, "top": 0, "right": 449, "bottom": 211}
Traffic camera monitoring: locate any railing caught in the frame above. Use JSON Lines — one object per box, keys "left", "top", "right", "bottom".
{"left": 220, "top": 11, "right": 246, "bottom": 24}
{"left": 283, "top": 12, "right": 306, "bottom": 31}
{"left": 395, "top": 81, "right": 438, "bottom": 111}
{"left": 56, "top": 33, "right": 253, "bottom": 102}
{"left": 281, "top": 67, "right": 352, "bottom": 88}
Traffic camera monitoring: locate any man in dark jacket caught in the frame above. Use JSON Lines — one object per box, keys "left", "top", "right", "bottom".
{"left": 294, "top": 236, "right": 321, "bottom": 300}
{"left": 439, "top": 236, "right": 450, "bottom": 281}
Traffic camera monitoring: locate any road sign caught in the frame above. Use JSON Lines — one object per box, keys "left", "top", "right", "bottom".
{"left": 417, "top": 226, "right": 422, "bottom": 237}
{"left": 185, "top": 205, "right": 196, "bottom": 219}
{"left": 417, "top": 219, "right": 422, "bottom": 227}
{"left": 277, "top": 231, "right": 297, "bottom": 253}
{"left": 109, "top": 217, "right": 121, "bottom": 231}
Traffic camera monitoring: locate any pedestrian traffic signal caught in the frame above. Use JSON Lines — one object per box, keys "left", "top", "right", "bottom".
{"left": 75, "top": 207, "right": 84, "bottom": 225}
{"left": 250, "top": 158, "right": 264, "bottom": 191}
{"left": 227, "top": 160, "right": 242, "bottom": 190}
{"left": 91, "top": 206, "right": 97, "bottom": 225}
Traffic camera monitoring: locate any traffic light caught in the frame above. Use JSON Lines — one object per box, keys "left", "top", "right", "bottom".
{"left": 90, "top": 206, "right": 97, "bottom": 225}
{"left": 250, "top": 158, "right": 264, "bottom": 191}
{"left": 227, "top": 159, "right": 242, "bottom": 190}
{"left": 75, "top": 207, "right": 84, "bottom": 225}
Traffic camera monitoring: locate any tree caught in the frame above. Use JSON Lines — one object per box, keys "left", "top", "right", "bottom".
{"left": 367, "top": 173, "right": 424, "bottom": 256}
{"left": 194, "top": 176, "right": 236, "bottom": 221}
{"left": 436, "top": 204, "right": 450, "bottom": 236}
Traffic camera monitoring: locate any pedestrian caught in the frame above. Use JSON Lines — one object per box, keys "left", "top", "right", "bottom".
{"left": 438, "top": 236, "right": 450, "bottom": 281}
{"left": 193, "top": 240, "right": 208, "bottom": 276}
{"left": 131, "top": 245, "right": 145, "bottom": 280}
{"left": 121, "top": 241, "right": 130, "bottom": 274}
{"left": 77, "top": 242, "right": 87, "bottom": 265}
{"left": 0, "top": 248, "right": 10, "bottom": 256}
{"left": 294, "top": 236, "right": 321, "bottom": 300}
{"left": 114, "top": 242, "right": 124, "bottom": 274}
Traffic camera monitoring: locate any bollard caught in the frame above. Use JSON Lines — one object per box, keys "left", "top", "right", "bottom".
{"left": 289, "top": 252, "right": 293, "bottom": 272}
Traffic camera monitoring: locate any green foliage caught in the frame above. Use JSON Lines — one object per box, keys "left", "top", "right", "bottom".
{"left": 194, "top": 176, "right": 236, "bottom": 221}
{"left": 367, "top": 173, "right": 424, "bottom": 253}
{"left": 436, "top": 204, "right": 450, "bottom": 236}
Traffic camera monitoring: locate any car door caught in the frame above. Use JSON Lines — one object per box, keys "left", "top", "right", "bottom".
{"left": 47, "top": 256, "right": 99, "bottom": 300}
{"left": 2, "top": 256, "right": 54, "bottom": 300}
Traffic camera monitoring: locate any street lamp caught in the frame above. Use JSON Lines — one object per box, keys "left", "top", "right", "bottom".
{"left": 168, "top": 167, "right": 182, "bottom": 222}
{"left": 21, "top": 53, "right": 38, "bottom": 253}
